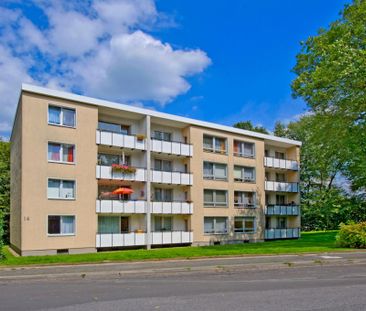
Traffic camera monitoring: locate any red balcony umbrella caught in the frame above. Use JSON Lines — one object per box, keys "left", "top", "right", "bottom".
{"left": 112, "top": 187, "right": 134, "bottom": 195}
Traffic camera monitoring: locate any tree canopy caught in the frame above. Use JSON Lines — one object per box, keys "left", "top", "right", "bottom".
{"left": 233, "top": 120, "right": 269, "bottom": 134}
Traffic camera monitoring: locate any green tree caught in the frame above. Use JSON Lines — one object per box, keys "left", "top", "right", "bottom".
{"left": 273, "top": 121, "right": 288, "bottom": 137}
{"left": 0, "top": 139, "right": 10, "bottom": 244}
{"left": 292, "top": 0, "right": 366, "bottom": 192}
{"left": 233, "top": 120, "right": 269, "bottom": 134}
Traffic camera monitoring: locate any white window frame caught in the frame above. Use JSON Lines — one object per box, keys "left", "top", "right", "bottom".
{"left": 154, "top": 159, "right": 173, "bottom": 172}
{"left": 48, "top": 105, "right": 76, "bottom": 128}
{"left": 154, "top": 215, "right": 173, "bottom": 232}
{"left": 153, "top": 130, "right": 172, "bottom": 142}
{"left": 234, "top": 217, "right": 256, "bottom": 233}
{"left": 47, "top": 215, "right": 76, "bottom": 236}
{"left": 234, "top": 191, "right": 256, "bottom": 208}
{"left": 47, "top": 178, "right": 76, "bottom": 200}
{"left": 204, "top": 189, "right": 228, "bottom": 207}
{"left": 234, "top": 140, "right": 255, "bottom": 158}
{"left": 204, "top": 217, "right": 228, "bottom": 234}
{"left": 47, "top": 142, "right": 75, "bottom": 164}
{"left": 234, "top": 166, "right": 256, "bottom": 183}
{"left": 203, "top": 162, "right": 228, "bottom": 181}
{"left": 203, "top": 135, "right": 227, "bottom": 154}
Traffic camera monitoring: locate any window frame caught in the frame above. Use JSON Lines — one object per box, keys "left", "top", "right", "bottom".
{"left": 233, "top": 165, "right": 256, "bottom": 183}
{"left": 233, "top": 140, "right": 255, "bottom": 158}
{"left": 234, "top": 216, "right": 256, "bottom": 234}
{"left": 204, "top": 189, "right": 228, "bottom": 207}
{"left": 48, "top": 105, "right": 76, "bottom": 128}
{"left": 203, "top": 135, "right": 227, "bottom": 154}
{"left": 204, "top": 217, "right": 228, "bottom": 234}
{"left": 47, "top": 141, "right": 76, "bottom": 164}
{"left": 234, "top": 191, "right": 257, "bottom": 208}
{"left": 47, "top": 178, "right": 76, "bottom": 200}
{"left": 154, "top": 159, "right": 173, "bottom": 172}
{"left": 153, "top": 130, "right": 172, "bottom": 142}
{"left": 203, "top": 161, "right": 228, "bottom": 181}
{"left": 47, "top": 215, "right": 76, "bottom": 236}
{"left": 154, "top": 215, "right": 173, "bottom": 232}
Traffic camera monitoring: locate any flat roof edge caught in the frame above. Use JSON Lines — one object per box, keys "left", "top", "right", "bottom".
{"left": 21, "top": 83, "right": 302, "bottom": 146}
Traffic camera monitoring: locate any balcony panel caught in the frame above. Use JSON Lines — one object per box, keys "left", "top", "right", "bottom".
{"left": 265, "top": 181, "right": 299, "bottom": 192}
{"left": 265, "top": 205, "right": 300, "bottom": 216}
{"left": 151, "top": 231, "right": 193, "bottom": 245}
{"left": 96, "top": 130, "right": 146, "bottom": 150}
{"left": 96, "top": 200, "right": 147, "bottom": 213}
{"left": 151, "top": 170, "right": 193, "bottom": 186}
{"left": 96, "top": 165, "right": 147, "bottom": 182}
{"left": 151, "top": 139, "right": 193, "bottom": 157}
{"left": 265, "top": 228, "right": 300, "bottom": 240}
{"left": 264, "top": 157, "right": 299, "bottom": 171}
{"left": 151, "top": 202, "right": 193, "bottom": 214}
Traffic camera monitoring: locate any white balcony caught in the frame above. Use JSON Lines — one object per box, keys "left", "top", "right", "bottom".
{"left": 151, "top": 139, "right": 193, "bottom": 157}
{"left": 151, "top": 170, "right": 193, "bottom": 185}
{"left": 265, "top": 205, "right": 300, "bottom": 216}
{"left": 265, "top": 228, "right": 300, "bottom": 239}
{"left": 264, "top": 157, "right": 299, "bottom": 170}
{"left": 151, "top": 201, "right": 193, "bottom": 214}
{"left": 265, "top": 181, "right": 299, "bottom": 192}
{"left": 96, "top": 130, "right": 146, "bottom": 150}
{"left": 96, "top": 165, "right": 147, "bottom": 182}
{"left": 96, "top": 200, "right": 147, "bottom": 213}
{"left": 96, "top": 231, "right": 193, "bottom": 248}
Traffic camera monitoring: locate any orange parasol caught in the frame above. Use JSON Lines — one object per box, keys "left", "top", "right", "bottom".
{"left": 112, "top": 187, "right": 134, "bottom": 195}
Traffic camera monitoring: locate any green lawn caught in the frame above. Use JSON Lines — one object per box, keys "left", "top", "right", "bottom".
{"left": 0, "top": 231, "right": 357, "bottom": 267}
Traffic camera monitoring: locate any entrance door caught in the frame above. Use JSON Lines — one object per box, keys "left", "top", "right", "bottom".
{"left": 121, "top": 217, "right": 129, "bottom": 233}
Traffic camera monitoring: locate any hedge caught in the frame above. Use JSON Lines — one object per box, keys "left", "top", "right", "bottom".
{"left": 336, "top": 222, "right": 366, "bottom": 248}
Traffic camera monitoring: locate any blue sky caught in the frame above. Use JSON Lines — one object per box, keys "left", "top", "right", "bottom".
{"left": 0, "top": 0, "right": 350, "bottom": 138}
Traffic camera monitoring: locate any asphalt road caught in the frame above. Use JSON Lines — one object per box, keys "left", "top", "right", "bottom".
{"left": 1, "top": 252, "right": 366, "bottom": 311}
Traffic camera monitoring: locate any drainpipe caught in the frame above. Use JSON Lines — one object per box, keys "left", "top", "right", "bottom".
{"left": 146, "top": 115, "right": 151, "bottom": 250}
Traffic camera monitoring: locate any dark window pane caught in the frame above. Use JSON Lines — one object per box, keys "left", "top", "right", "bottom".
{"left": 48, "top": 216, "right": 60, "bottom": 234}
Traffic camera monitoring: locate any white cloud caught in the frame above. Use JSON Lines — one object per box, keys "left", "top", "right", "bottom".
{"left": 0, "top": 0, "right": 211, "bottom": 135}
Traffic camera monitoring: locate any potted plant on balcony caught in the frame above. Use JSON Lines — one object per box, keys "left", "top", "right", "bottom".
{"left": 111, "top": 164, "right": 137, "bottom": 174}
{"left": 136, "top": 134, "right": 145, "bottom": 141}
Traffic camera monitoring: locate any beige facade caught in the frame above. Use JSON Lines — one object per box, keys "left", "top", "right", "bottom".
{"left": 10, "top": 84, "right": 301, "bottom": 256}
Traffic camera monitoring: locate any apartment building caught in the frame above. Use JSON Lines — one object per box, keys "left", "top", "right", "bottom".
{"left": 10, "top": 84, "right": 301, "bottom": 256}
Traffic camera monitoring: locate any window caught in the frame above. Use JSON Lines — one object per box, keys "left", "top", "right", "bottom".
{"left": 276, "top": 173, "right": 286, "bottom": 182}
{"left": 97, "top": 154, "right": 130, "bottom": 166}
{"left": 154, "top": 159, "right": 172, "bottom": 171}
{"left": 98, "top": 216, "right": 120, "bottom": 234}
{"left": 234, "top": 217, "right": 255, "bottom": 233}
{"left": 275, "top": 151, "right": 285, "bottom": 160}
{"left": 234, "top": 191, "right": 256, "bottom": 208}
{"left": 154, "top": 188, "right": 173, "bottom": 202}
{"left": 48, "top": 106, "right": 75, "bottom": 127}
{"left": 48, "top": 179, "right": 75, "bottom": 199}
{"left": 277, "top": 217, "right": 287, "bottom": 229}
{"left": 233, "top": 140, "right": 255, "bottom": 158}
{"left": 204, "top": 217, "right": 228, "bottom": 234}
{"left": 234, "top": 166, "right": 255, "bottom": 182}
{"left": 276, "top": 195, "right": 286, "bottom": 205}
{"left": 203, "top": 162, "right": 227, "bottom": 180}
{"left": 48, "top": 142, "right": 75, "bottom": 163}
{"left": 203, "top": 135, "right": 227, "bottom": 154}
{"left": 204, "top": 189, "right": 227, "bottom": 207}
{"left": 48, "top": 216, "right": 75, "bottom": 235}
{"left": 154, "top": 216, "right": 172, "bottom": 231}
{"left": 153, "top": 130, "right": 171, "bottom": 141}
{"left": 98, "top": 121, "right": 130, "bottom": 135}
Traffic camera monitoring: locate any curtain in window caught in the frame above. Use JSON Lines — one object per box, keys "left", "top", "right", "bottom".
{"left": 48, "top": 107, "right": 60, "bottom": 124}
{"left": 203, "top": 136, "right": 213, "bottom": 149}
{"left": 215, "top": 164, "right": 227, "bottom": 179}
{"left": 204, "top": 190, "right": 214, "bottom": 204}
{"left": 234, "top": 167, "right": 242, "bottom": 179}
{"left": 204, "top": 218, "right": 214, "bottom": 233}
{"left": 244, "top": 168, "right": 254, "bottom": 180}
{"left": 62, "top": 145, "right": 74, "bottom": 162}
{"left": 98, "top": 216, "right": 119, "bottom": 233}
{"left": 215, "top": 218, "right": 227, "bottom": 233}
{"left": 48, "top": 216, "right": 60, "bottom": 234}
{"left": 234, "top": 217, "right": 244, "bottom": 232}
{"left": 244, "top": 219, "right": 254, "bottom": 232}
{"left": 233, "top": 141, "right": 239, "bottom": 153}
{"left": 163, "top": 189, "right": 172, "bottom": 201}
{"left": 48, "top": 179, "right": 60, "bottom": 198}
{"left": 215, "top": 191, "right": 227, "bottom": 204}
{"left": 203, "top": 162, "right": 213, "bottom": 177}
{"left": 163, "top": 217, "right": 172, "bottom": 231}
{"left": 61, "top": 181, "right": 75, "bottom": 199}
{"left": 154, "top": 216, "right": 162, "bottom": 231}
{"left": 61, "top": 216, "right": 75, "bottom": 234}
{"left": 244, "top": 143, "right": 254, "bottom": 156}
{"left": 98, "top": 154, "right": 119, "bottom": 166}
{"left": 62, "top": 108, "right": 75, "bottom": 127}
{"left": 48, "top": 143, "right": 60, "bottom": 161}
{"left": 98, "top": 121, "right": 121, "bottom": 133}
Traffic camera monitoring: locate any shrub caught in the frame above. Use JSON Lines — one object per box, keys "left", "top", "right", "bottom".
{"left": 336, "top": 222, "right": 366, "bottom": 248}
{"left": 0, "top": 212, "right": 4, "bottom": 259}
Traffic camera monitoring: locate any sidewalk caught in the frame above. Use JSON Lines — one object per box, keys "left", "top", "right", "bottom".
{"left": 1, "top": 251, "right": 366, "bottom": 281}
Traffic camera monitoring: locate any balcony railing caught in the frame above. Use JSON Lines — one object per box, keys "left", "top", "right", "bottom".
{"left": 264, "top": 157, "right": 299, "bottom": 171}
{"left": 265, "top": 204, "right": 300, "bottom": 215}
{"left": 96, "top": 165, "right": 147, "bottom": 182}
{"left": 234, "top": 202, "right": 257, "bottom": 209}
{"left": 265, "top": 228, "right": 300, "bottom": 240}
{"left": 96, "top": 129, "right": 146, "bottom": 150}
{"left": 265, "top": 181, "right": 299, "bottom": 192}
{"left": 151, "top": 138, "right": 193, "bottom": 157}
{"left": 96, "top": 200, "right": 147, "bottom": 213}
{"left": 151, "top": 201, "right": 193, "bottom": 214}
{"left": 96, "top": 231, "right": 193, "bottom": 248}
{"left": 151, "top": 170, "right": 193, "bottom": 185}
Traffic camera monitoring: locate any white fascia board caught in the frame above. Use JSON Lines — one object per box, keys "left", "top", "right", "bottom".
{"left": 20, "top": 83, "right": 302, "bottom": 146}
